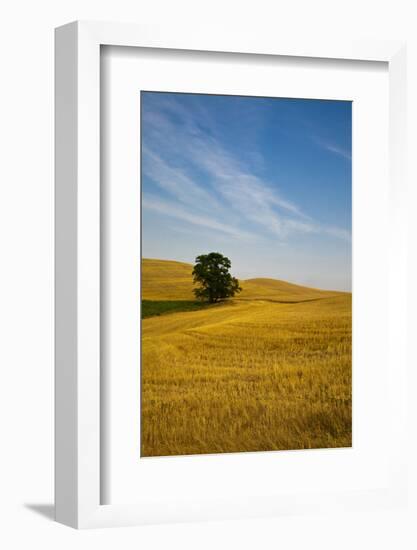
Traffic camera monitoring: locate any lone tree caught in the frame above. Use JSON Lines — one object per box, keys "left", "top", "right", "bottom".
{"left": 192, "top": 252, "right": 242, "bottom": 303}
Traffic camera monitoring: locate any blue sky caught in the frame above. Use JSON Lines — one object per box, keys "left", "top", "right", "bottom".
{"left": 141, "top": 92, "right": 352, "bottom": 291}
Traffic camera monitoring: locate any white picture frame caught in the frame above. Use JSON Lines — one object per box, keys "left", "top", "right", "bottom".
{"left": 55, "top": 21, "right": 407, "bottom": 529}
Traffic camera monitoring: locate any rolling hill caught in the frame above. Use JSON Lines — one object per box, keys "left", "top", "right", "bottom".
{"left": 142, "top": 259, "right": 195, "bottom": 300}
{"left": 141, "top": 258, "right": 345, "bottom": 303}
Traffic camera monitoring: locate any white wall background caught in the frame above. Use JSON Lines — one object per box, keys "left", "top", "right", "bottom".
{"left": 0, "top": 1, "right": 416, "bottom": 548}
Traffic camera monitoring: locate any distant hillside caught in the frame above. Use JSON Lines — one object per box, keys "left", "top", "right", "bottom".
{"left": 142, "top": 259, "right": 195, "bottom": 300}
{"left": 142, "top": 258, "right": 346, "bottom": 302}
{"left": 238, "top": 278, "right": 343, "bottom": 302}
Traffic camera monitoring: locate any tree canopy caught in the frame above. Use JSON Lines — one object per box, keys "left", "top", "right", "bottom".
{"left": 192, "top": 252, "right": 242, "bottom": 303}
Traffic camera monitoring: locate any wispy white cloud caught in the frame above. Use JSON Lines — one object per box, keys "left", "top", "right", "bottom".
{"left": 315, "top": 138, "right": 351, "bottom": 160}
{"left": 142, "top": 96, "right": 351, "bottom": 243}
{"left": 142, "top": 194, "right": 255, "bottom": 241}
{"left": 321, "top": 225, "right": 351, "bottom": 241}
{"left": 142, "top": 146, "right": 217, "bottom": 209}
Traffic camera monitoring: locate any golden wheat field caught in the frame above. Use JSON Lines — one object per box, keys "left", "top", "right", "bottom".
{"left": 141, "top": 258, "right": 352, "bottom": 457}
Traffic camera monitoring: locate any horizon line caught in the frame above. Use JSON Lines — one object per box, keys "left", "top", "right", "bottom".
{"left": 141, "top": 257, "right": 352, "bottom": 294}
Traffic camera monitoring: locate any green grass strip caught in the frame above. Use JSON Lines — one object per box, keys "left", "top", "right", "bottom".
{"left": 142, "top": 300, "right": 213, "bottom": 319}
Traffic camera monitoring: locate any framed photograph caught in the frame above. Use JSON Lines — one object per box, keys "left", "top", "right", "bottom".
{"left": 139, "top": 90, "right": 353, "bottom": 459}
{"left": 55, "top": 21, "right": 407, "bottom": 528}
